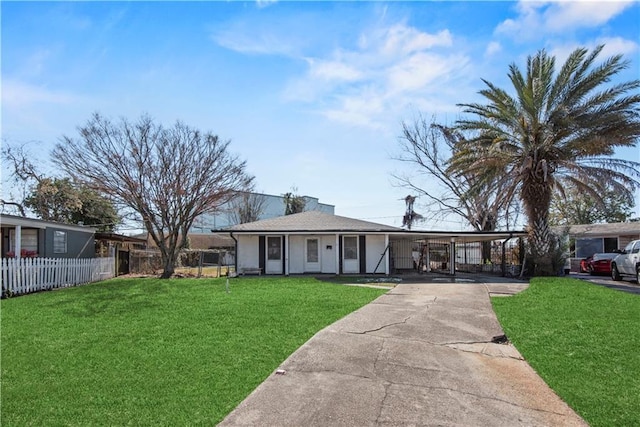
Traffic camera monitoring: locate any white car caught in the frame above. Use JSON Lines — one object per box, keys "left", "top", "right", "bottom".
{"left": 611, "top": 239, "right": 640, "bottom": 283}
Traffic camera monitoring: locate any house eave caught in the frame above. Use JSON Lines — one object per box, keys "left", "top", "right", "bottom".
{"left": 226, "top": 229, "right": 528, "bottom": 243}
{"left": 0, "top": 214, "right": 97, "bottom": 233}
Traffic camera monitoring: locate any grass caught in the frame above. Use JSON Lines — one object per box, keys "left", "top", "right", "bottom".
{"left": 492, "top": 277, "right": 640, "bottom": 427}
{"left": 1, "top": 276, "right": 386, "bottom": 426}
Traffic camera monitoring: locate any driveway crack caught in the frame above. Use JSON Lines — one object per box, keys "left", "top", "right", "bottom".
{"left": 375, "top": 382, "right": 391, "bottom": 424}
{"left": 347, "top": 316, "right": 412, "bottom": 335}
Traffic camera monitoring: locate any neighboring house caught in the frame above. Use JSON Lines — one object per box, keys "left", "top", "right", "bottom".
{"left": 190, "top": 192, "right": 334, "bottom": 233}
{"left": 227, "top": 211, "right": 526, "bottom": 276}
{"left": 0, "top": 214, "right": 96, "bottom": 259}
{"left": 560, "top": 222, "right": 640, "bottom": 259}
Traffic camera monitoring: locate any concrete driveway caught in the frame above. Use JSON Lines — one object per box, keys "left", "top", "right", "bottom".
{"left": 570, "top": 272, "right": 640, "bottom": 295}
{"left": 219, "top": 281, "right": 587, "bottom": 426}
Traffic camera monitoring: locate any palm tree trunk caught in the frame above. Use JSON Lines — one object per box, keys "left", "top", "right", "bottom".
{"left": 522, "top": 163, "right": 556, "bottom": 276}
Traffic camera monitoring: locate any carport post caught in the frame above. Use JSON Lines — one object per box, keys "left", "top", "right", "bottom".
{"left": 501, "top": 239, "right": 507, "bottom": 276}
{"left": 450, "top": 237, "right": 456, "bottom": 275}
{"left": 335, "top": 234, "right": 340, "bottom": 275}
{"left": 284, "top": 234, "right": 289, "bottom": 276}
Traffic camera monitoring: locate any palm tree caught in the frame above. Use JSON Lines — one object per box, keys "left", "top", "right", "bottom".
{"left": 449, "top": 45, "right": 640, "bottom": 275}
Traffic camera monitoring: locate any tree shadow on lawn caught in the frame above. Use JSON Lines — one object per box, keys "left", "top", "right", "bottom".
{"left": 47, "top": 279, "right": 171, "bottom": 318}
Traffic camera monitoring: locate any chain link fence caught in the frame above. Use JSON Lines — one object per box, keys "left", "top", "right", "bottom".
{"left": 129, "top": 249, "right": 235, "bottom": 277}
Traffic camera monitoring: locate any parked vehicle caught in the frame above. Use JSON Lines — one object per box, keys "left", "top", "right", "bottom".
{"left": 580, "top": 256, "right": 592, "bottom": 273}
{"left": 585, "top": 253, "right": 618, "bottom": 275}
{"left": 611, "top": 240, "right": 640, "bottom": 283}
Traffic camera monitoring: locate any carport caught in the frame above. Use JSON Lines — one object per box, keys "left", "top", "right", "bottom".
{"left": 387, "top": 230, "right": 528, "bottom": 277}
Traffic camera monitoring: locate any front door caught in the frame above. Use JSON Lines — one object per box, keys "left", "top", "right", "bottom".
{"left": 343, "top": 235, "right": 359, "bottom": 274}
{"left": 305, "top": 238, "right": 321, "bottom": 272}
{"left": 266, "top": 236, "right": 283, "bottom": 274}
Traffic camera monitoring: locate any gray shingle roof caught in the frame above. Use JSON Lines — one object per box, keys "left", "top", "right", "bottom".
{"left": 227, "top": 211, "right": 402, "bottom": 233}
{"left": 559, "top": 222, "right": 640, "bottom": 237}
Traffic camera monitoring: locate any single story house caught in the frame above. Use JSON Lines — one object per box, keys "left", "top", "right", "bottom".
{"left": 556, "top": 222, "right": 640, "bottom": 272}
{"left": 226, "top": 211, "right": 527, "bottom": 276}
{"left": 0, "top": 214, "right": 96, "bottom": 259}
{"left": 558, "top": 222, "right": 640, "bottom": 258}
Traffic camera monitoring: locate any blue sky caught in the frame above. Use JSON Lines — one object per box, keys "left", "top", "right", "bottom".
{"left": 2, "top": 1, "right": 639, "bottom": 230}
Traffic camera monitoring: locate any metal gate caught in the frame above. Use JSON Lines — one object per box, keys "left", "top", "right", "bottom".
{"left": 389, "top": 237, "right": 523, "bottom": 277}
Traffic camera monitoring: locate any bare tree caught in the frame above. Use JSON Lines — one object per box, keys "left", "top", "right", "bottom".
{"left": 1, "top": 144, "right": 43, "bottom": 216}
{"left": 393, "top": 114, "right": 519, "bottom": 232}
{"left": 227, "top": 191, "right": 267, "bottom": 224}
{"left": 2, "top": 143, "right": 120, "bottom": 229}
{"left": 53, "top": 113, "right": 253, "bottom": 278}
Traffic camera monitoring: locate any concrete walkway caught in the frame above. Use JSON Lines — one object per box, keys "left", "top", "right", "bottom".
{"left": 219, "top": 281, "right": 587, "bottom": 426}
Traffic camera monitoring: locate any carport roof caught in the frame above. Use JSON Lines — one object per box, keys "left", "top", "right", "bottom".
{"left": 225, "top": 211, "right": 527, "bottom": 242}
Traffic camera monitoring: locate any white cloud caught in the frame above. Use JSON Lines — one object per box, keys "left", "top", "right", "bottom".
{"left": 495, "top": 0, "right": 635, "bottom": 40}
{"left": 387, "top": 52, "right": 464, "bottom": 94}
{"left": 212, "top": 30, "right": 300, "bottom": 56}
{"left": 550, "top": 37, "right": 639, "bottom": 65}
{"left": 495, "top": 1, "right": 545, "bottom": 40}
{"left": 256, "top": 0, "right": 277, "bottom": 9}
{"left": 596, "top": 36, "right": 639, "bottom": 57}
{"left": 379, "top": 26, "right": 452, "bottom": 56}
{"left": 285, "top": 22, "right": 467, "bottom": 129}
{"left": 544, "top": 1, "right": 634, "bottom": 32}
{"left": 1, "top": 79, "right": 80, "bottom": 108}
{"left": 322, "top": 90, "right": 386, "bottom": 129}
{"left": 485, "top": 41, "right": 502, "bottom": 57}
{"left": 309, "top": 59, "right": 363, "bottom": 82}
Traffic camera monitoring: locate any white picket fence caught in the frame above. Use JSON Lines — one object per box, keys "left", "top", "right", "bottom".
{"left": 1, "top": 257, "right": 115, "bottom": 297}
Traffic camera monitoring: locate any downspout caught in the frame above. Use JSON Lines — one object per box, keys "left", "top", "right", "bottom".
{"left": 229, "top": 231, "right": 238, "bottom": 276}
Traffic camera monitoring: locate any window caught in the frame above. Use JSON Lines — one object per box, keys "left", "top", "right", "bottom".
{"left": 267, "top": 237, "right": 281, "bottom": 260}
{"left": 307, "top": 239, "right": 319, "bottom": 263}
{"left": 9, "top": 229, "right": 38, "bottom": 252}
{"left": 344, "top": 236, "right": 358, "bottom": 260}
{"left": 54, "top": 231, "right": 67, "bottom": 254}
{"left": 576, "top": 238, "right": 603, "bottom": 258}
{"left": 604, "top": 238, "right": 619, "bottom": 253}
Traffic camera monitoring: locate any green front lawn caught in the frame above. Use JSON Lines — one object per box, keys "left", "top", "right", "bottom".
{"left": 492, "top": 277, "right": 640, "bottom": 427}
{"left": 1, "top": 277, "right": 386, "bottom": 425}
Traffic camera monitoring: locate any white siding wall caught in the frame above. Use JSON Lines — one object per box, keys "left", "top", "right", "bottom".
{"left": 237, "top": 235, "right": 259, "bottom": 271}
{"left": 236, "top": 233, "right": 391, "bottom": 275}
{"left": 366, "top": 235, "right": 387, "bottom": 273}
{"left": 288, "top": 235, "right": 338, "bottom": 274}
{"left": 288, "top": 235, "right": 305, "bottom": 274}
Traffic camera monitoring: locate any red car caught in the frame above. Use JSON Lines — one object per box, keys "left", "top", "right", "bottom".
{"left": 580, "top": 256, "right": 592, "bottom": 273}
{"left": 586, "top": 253, "right": 618, "bottom": 275}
